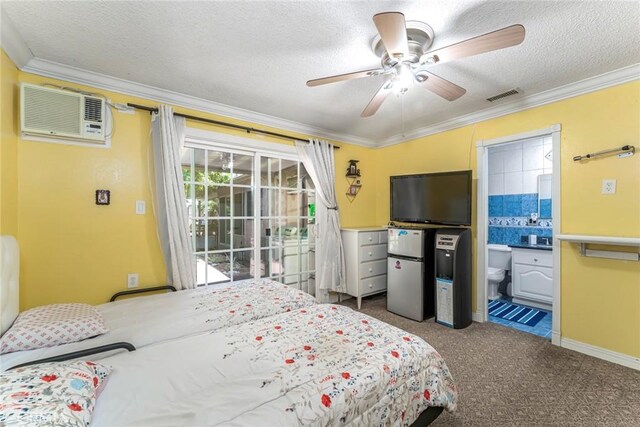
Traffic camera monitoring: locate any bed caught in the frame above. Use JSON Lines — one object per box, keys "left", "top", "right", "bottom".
{"left": 89, "top": 304, "right": 457, "bottom": 426}
{"left": 0, "top": 237, "right": 317, "bottom": 371}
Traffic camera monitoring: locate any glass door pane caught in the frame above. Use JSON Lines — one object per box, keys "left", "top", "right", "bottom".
{"left": 184, "top": 146, "right": 256, "bottom": 286}
{"left": 258, "top": 156, "right": 315, "bottom": 292}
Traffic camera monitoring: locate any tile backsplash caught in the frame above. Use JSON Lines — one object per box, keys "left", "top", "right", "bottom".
{"left": 489, "top": 194, "right": 539, "bottom": 217}
{"left": 488, "top": 193, "right": 552, "bottom": 245}
{"left": 487, "top": 137, "right": 553, "bottom": 246}
{"left": 489, "top": 226, "right": 552, "bottom": 246}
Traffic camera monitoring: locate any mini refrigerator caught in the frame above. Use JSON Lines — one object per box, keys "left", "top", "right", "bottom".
{"left": 387, "top": 228, "right": 436, "bottom": 321}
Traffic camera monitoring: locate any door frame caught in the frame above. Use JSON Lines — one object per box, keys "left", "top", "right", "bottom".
{"left": 475, "top": 124, "right": 562, "bottom": 345}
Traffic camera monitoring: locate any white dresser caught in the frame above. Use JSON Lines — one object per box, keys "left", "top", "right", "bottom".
{"left": 341, "top": 227, "right": 388, "bottom": 309}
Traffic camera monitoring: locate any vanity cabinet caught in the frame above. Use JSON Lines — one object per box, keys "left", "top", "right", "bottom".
{"left": 511, "top": 248, "right": 553, "bottom": 310}
{"left": 341, "top": 227, "right": 388, "bottom": 309}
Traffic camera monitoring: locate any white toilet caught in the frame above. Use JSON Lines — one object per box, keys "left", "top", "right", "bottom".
{"left": 487, "top": 244, "right": 512, "bottom": 300}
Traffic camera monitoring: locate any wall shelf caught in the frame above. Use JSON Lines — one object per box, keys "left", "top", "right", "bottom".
{"left": 345, "top": 159, "right": 361, "bottom": 202}
{"left": 557, "top": 234, "right": 640, "bottom": 261}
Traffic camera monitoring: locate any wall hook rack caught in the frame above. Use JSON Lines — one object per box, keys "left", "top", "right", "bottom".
{"left": 573, "top": 145, "right": 635, "bottom": 161}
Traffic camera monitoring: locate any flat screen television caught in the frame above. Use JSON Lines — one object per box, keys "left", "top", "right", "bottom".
{"left": 390, "top": 170, "right": 472, "bottom": 226}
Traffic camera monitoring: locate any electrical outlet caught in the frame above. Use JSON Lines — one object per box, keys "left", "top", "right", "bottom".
{"left": 127, "top": 273, "right": 139, "bottom": 288}
{"left": 601, "top": 179, "right": 616, "bottom": 194}
{"left": 135, "top": 200, "right": 146, "bottom": 215}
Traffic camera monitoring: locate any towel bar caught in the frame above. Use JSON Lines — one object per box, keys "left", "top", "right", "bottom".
{"left": 557, "top": 234, "right": 640, "bottom": 261}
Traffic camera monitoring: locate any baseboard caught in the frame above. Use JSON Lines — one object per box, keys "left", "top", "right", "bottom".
{"left": 551, "top": 331, "right": 561, "bottom": 346}
{"left": 561, "top": 337, "right": 640, "bottom": 371}
{"left": 472, "top": 311, "right": 484, "bottom": 323}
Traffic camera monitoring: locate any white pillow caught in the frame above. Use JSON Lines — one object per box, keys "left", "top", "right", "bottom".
{"left": 0, "top": 360, "right": 110, "bottom": 426}
{"left": 0, "top": 304, "right": 108, "bottom": 354}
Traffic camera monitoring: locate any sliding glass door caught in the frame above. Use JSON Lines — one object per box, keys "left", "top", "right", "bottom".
{"left": 181, "top": 143, "right": 315, "bottom": 292}
{"left": 259, "top": 157, "right": 316, "bottom": 294}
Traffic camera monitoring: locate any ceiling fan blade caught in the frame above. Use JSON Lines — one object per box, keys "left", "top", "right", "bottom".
{"left": 306, "top": 68, "right": 385, "bottom": 87}
{"left": 373, "top": 12, "right": 409, "bottom": 58}
{"left": 361, "top": 81, "right": 393, "bottom": 117}
{"left": 420, "top": 24, "right": 525, "bottom": 65}
{"left": 418, "top": 71, "right": 466, "bottom": 101}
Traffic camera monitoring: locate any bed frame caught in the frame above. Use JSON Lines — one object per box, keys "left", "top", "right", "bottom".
{"left": 7, "top": 342, "right": 136, "bottom": 370}
{"left": 110, "top": 285, "right": 177, "bottom": 302}
{"left": 410, "top": 406, "right": 444, "bottom": 426}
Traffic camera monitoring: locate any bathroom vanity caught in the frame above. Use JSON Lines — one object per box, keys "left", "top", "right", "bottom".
{"left": 510, "top": 245, "right": 553, "bottom": 310}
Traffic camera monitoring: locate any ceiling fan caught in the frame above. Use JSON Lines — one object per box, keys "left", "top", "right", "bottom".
{"left": 307, "top": 12, "right": 525, "bottom": 117}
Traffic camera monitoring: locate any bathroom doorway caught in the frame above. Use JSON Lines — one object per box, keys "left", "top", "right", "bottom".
{"left": 476, "top": 125, "right": 561, "bottom": 344}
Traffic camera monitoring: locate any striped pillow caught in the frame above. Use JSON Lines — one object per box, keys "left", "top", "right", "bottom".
{"left": 0, "top": 304, "right": 108, "bottom": 354}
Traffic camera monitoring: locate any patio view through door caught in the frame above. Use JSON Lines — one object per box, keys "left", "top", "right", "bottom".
{"left": 181, "top": 144, "right": 316, "bottom": 294}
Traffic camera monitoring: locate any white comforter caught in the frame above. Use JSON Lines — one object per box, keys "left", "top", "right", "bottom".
{"left": 91, "top": 304, "right": 457, "bottom": 426}
{"left": 0, "top": 279, "right": 316, "bottom": 371}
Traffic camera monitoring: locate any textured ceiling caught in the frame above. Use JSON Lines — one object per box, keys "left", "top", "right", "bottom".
{"left": 3, "top": 1, "right": 640, "bottom": 144}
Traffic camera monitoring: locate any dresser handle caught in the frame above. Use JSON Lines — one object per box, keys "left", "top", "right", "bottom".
{"left": 534, "top": 258, "right": 538, "bottom": 262}
{"left": 368, "top": 237, "right": 373, "bottom": 241}
{"left": 368, "top": 268, "right": 373, "bottom": 272}
{"left": 368, "top": 252, "right": 372, "bottom": 256}
{"left": 368, "top": 284, "right": 373, "bottom": 288}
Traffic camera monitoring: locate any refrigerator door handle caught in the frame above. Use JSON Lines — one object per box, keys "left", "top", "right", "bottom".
{"left": 388, "top": 254, "right": 423, "bottom": 262}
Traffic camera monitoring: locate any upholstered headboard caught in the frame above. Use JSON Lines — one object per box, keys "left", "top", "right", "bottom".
{"left": 0, "top": 236, "right": 19, "bottom": 336}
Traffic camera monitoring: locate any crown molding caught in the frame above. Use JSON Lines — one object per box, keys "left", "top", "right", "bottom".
{"left": 20, "top": 57, "right": 376, "bottom": 148}
{"left": 0, "top": 10, "right": 34, "bottom": 67}
{"left": 377, "top": 64, "right": 640, "bottom": 147}
{"left": 11, "top": 52, "right": 640, "bottom": 150}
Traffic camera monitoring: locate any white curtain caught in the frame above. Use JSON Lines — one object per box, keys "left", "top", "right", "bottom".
{"left": 295, "top": 139, "right": 346, "bottom": 302}
{"left": 151, "top": 105, "right": 195, "bottom": 290}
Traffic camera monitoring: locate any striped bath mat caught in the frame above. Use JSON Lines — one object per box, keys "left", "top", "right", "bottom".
{"left": 488, "top": 300, "right": 547, "bottom": 327}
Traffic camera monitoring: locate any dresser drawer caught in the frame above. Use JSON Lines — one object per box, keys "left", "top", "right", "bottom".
{"left": 359, "top": 244, "right": 387, "bottom": 262}
{"left": 512, "top": 249, "right": 553, "bottom": 267}
{"left": 378, "top": 231, "right": 388, "bottom": 244}
{"left": 359, "top": 259, "right": 387, "bottom": 279}
{"left": 359, "top": 274, "right": 387, "bottom": 295}
{"left": 358, "top": 232, "right": 380, "bottom": 246}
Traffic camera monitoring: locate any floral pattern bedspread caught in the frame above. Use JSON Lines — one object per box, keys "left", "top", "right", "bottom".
{"left": 192, "top": 278, "right": 317, "bottom": 326}
{"left": 92, "top": 304, "right": 457, "bottom": 426}
{"left": 1, "top": 278, "right": 316, "bottom": 371}
{"left": 221, "top": 304, "right": 458, "bottom": 425}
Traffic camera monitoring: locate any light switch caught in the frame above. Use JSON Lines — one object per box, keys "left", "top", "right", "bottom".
{"left": 601, "top": 179, "right": 616, "bottom": 194}
{"left": 135, "top": 200, "right": 146, "bottom": 214}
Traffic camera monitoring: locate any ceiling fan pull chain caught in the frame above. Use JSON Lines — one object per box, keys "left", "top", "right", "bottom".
{"left": 401, "top": 95, "right": 405, "bottom": 137}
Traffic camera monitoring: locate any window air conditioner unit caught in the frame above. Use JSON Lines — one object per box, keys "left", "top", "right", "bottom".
{"left": 20, "top": 83, "right": 107, "bottom": 144}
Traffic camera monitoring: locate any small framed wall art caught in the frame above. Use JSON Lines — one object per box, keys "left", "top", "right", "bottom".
{"left": 96, "top": 189, "right": 111, "bottom": 205}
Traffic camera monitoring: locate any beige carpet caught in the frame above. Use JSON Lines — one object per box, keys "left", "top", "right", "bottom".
{"left": 340, "top": 294, "right": 640, "bottom": 426}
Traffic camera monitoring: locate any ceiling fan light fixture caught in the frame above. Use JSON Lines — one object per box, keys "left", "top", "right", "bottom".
{"left": 394, "top": 63, "right": 415, "bottom": 94}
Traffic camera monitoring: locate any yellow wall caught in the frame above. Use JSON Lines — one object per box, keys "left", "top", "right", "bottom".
{"left": 374, "top": 81, "right": 640, "bottom": 358}
{"left": 3, "top": 46, "right": 638, "bottom": 358}
{"left": 7, "top": 61, "right": 374, "bottom": 310}
{"left": 0, "top": 50, "right": 19, "bottom": 235}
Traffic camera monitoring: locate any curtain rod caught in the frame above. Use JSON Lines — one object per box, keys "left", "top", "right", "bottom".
{"left": 126, "top": 103, "right": 339, "bottom": 149}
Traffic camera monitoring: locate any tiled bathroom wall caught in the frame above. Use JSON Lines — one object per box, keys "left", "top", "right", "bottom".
{"left": 488, "top": 137, "right": 553, "bottom": 246}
